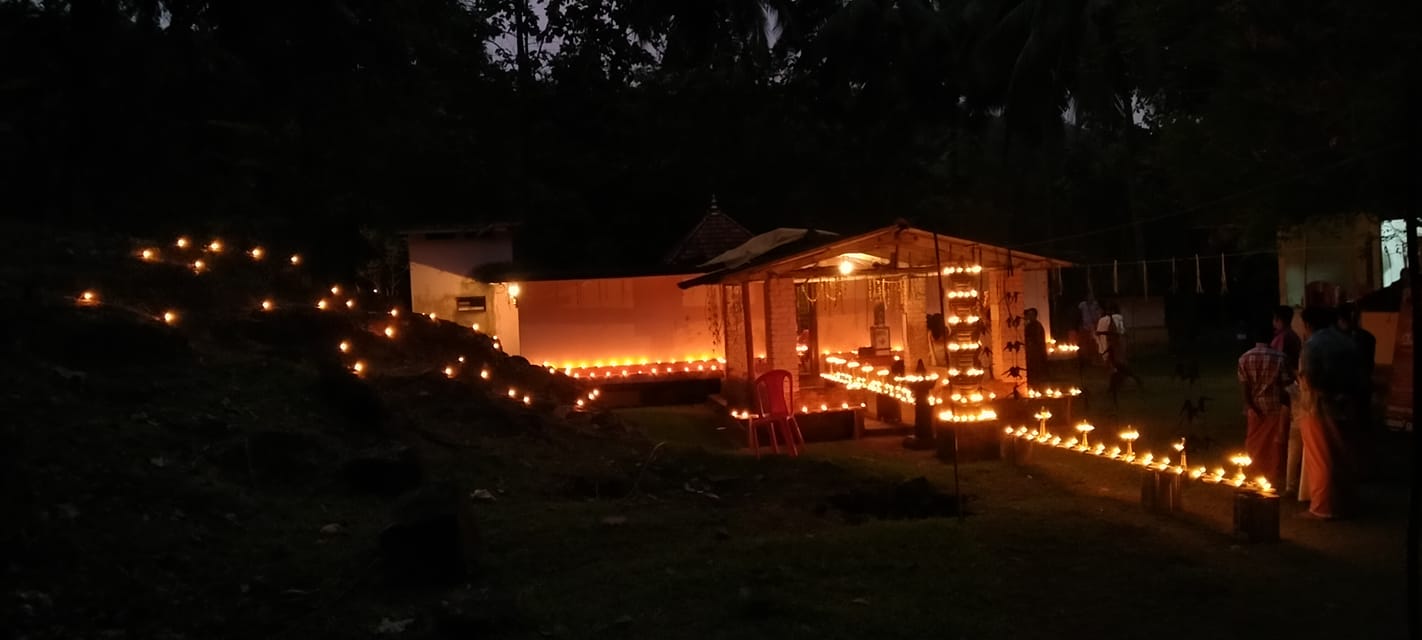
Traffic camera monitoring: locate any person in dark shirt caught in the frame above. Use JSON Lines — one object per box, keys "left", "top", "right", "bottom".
{"left": 1337, "top": 302, "right": 1377, "bottom": 430}
{"left": 1298, "top": 306, "right": 1360, "bottom": 519}
{"left": 1270, "top": 305, "right": 1302, "bottom": 382}
{"left": 1023, "top": 308, "right": 1048, "bottom": 385}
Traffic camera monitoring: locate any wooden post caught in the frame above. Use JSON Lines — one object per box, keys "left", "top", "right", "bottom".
{"left": 1232, "top": 491, "right": 1281, "bottom": 543}
{"left": 1140, "top": 470, "right": 1183, "bottom": 514}
{"left": 1001, "top": 434, "right": 1032, "bottom": 466}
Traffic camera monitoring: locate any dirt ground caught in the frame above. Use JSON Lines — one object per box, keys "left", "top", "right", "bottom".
{"left": 3, "top": 229, "right": 1412, "bottom": 639}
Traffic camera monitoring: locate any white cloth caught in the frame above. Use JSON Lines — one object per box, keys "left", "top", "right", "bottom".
{"left": 1095, "top": 314, "right": 1124, "bottom": 355}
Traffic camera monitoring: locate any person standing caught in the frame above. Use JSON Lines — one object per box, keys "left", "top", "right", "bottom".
{"left": 1097, "top": 301, "right": 1143, "bottom": 403}
{"left": 1270, "top": 305, "right": 1303, "bottom": 375}
{"left": 1297, "top": 306, "right": 1361, "bottom": 520}
{"left": 1238, "top": 327, "right": 1288, "bottom": 485}
{"left": 1078, "top": 294, "right": 1102, "bottom": 377}
{"left": 1271, "top": 305, "right": 1307, "bottom": 496}
{"left": 1337, "top": 302, "right": 1377, "bottom": 431}
{"left": 1023, "top": 308, "right": 1049, "bottom": 385}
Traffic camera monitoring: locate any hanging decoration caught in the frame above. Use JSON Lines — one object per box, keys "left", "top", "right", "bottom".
{"left": 1194, "top": 254, "right": 1204, "bottom": 293}
{"left": 1112, "top": 260, "right": 1119, "bottom": 294}
{"left": 1219, "top": 254, "right": 1229, "bottom": 294}
{"left": 1141, "top": 261, "right": 1149, "bottom": 298}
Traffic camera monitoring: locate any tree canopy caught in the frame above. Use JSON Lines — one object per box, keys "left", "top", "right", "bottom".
{"left": 0, "top": 0, "right": 1416, "bottom": 268}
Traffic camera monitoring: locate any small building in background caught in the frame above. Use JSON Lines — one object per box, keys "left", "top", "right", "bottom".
{"left": 403, "top": 205, "right": 752, "bottom": 374}
{"left": 1277, "top": 213, "right": 1383, "bottom": 307}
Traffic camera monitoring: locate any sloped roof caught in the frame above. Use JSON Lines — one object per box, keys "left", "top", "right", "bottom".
{"left": 679, "top": 224, "right": 1070, "bottom": 289}
{"left": 663, "top": 209, "right": 754, "bottom": 266}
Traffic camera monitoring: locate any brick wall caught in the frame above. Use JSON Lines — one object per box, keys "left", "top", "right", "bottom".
{"left": 763, "top": 276, "right": 800, "bottom": 394}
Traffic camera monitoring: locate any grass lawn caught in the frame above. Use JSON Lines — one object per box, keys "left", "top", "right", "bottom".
{"left": 551, "top": 347, "right": 1409, "bottom": 639}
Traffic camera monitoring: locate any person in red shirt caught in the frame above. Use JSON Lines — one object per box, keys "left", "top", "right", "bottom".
{"left": 1238, "top": 326, "right": 1288, "bottom": 485}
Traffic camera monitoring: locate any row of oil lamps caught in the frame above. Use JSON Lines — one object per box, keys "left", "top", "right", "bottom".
{"left": 1005, "top": 409, "right": 1274, "bottom": 495}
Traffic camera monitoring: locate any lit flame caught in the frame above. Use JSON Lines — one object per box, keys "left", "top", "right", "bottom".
{"left": 338, "top": 341, "right": 351, "bottom": 353}
{"left": 140, "top": 248, "right": 157, "bottom": 261}
{"left": 352, "top": 360, "right": 366, "bottom": 375}
{"left": 383, "top": 326, "right": 395, "bottom": 338}
{"left": 443, "top": 366, "right": 456, "bottom": 378}
{"left": 345, "top": 299, "right": 355, "bottom": 309}
{"left": 77, "top": 290, "right": 98, "bottom": 305}
{"left": 162, "top": 310, "right": 178, "bottom": 325}
{"left": 316, "top": 299, "right": 329, "bottom": 310}
{"left": 176, "top": 237, "right": 190, "bottom": 249}
{"left": 248, "top": 247, "right": 264, "bottom": 260}
{"left": 289, "top": 254, "right": 301, "bottom": 265}
{"left": 261, "top": 299, "right": 274, "bottom": 311}
{"left": 207, "top": 240, "right": 223, "bottom": 253}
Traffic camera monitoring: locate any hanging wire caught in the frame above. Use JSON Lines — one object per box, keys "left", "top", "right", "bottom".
{"left": 1141, "top": 261, "right": 1149, "bottom": 298}
{"left": 1219, "top": 253, "right": 1229, "bottom": 294}
{"left": 1194, "top": 254, "right": 1204, "bottom": 293}
{"left": 1112, "top": 260, "right": 1119, "bottom": 294}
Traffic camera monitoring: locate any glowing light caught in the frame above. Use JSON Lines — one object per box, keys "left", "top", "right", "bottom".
{"left": 77, "top": 290, "right": 99, "bottom": 306}
{"left": 352, "top": 360, "right": 366, "bottom": 375}
{"left": 289, "top": 254, "right": 302, "bottom": 265}
{"left": 162, "top": 311, "right": 178, "bottom": 325}
{"left": 330, "top": 285, "right": 341, "bottom": 296}
{"left": 480, "top": 369, "right": 490, "bottom": 380}
{"left": 345, "top": 299, "right": 355, "bottom": 309}
{"left": 140, "top": 248, "right": 157, "bottom": 262}
{"left": 508, "top": 388, "right": 517, "bottom": 398}
{"left": 443, "top": 366, "right": 456, "bottom": 378}
{"left": 191, "top": 260, "right": 206, "bottom": 273}
{"left": 317, "top": 299, "right": 329, "bottom": 310}
{"left": 389, "top": 308, "right": 400, "bottom": 317}
{"left": 339, "top": 340, "right": 351, "bottom": 353}
{"left": 471, "top": 323, "right": 480, "bottom": 332}
{"left": 260, "top": 299, "right": 274, "bottom": 311}
{"left": 207, "top": 240, "right": 223, "bottom": 253}
{"left": 508, "top": 283, "right": 521, "bottom": 299}
{"left": 383, "top": 326, "right": 396, "bottom": 338}
{"left": 838, "top": 260, "right": 854, "bottom": 275}
{"left": 176, "top": 237, "right": 191, "bottom": 249}
{"left": 457, "top": 356, "right": 466, "bottom": 363}
{"left": 522, "top": 395, "right": 531, "bottom": 406}
{"left": 248, "top": 247, "right": 264, "bottom": 260}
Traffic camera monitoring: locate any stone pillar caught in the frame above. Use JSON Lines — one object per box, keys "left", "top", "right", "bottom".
{"left": 721, "top": 284, "right": 752, "bottom": 405}
{"left": 904, "top": 276, "right": 932, "bottom": 367}
{"left": 763, "top": 275, "right": 800, "bottom": 393}
{"left": 987, "top": 270, "right": 1006, "bottom": 382}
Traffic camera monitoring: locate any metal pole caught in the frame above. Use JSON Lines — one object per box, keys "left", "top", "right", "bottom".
{"left": 932, "top": 231, "right": 962, "bottom": 520}
{"left": 1406, "top": 213, "right": 1421, "bottom": 640}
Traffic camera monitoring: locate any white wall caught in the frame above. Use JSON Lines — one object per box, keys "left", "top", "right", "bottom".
{"left": 1277, "top": 214, "right": 1380, "bottom": 305}
{"left": 406, "top": 232, "right": 513, "bottom": 325}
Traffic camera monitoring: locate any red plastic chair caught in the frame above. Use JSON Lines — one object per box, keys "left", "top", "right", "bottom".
{"left": 749, "top": 369, "right": 806, "bottom": 457}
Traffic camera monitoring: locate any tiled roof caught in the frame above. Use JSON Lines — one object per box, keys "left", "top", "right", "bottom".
{"left": 663, "top": 208, "right": 754, "bottom": 267}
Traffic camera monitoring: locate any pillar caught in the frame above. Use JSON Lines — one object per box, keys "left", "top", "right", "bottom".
{"left": 763, "top": 275, "right": 800, "bottom": 393}
{"left": 905, "top": 276, "right": 932, "bottom": 367}
{"left": 721, "top": 284, "right": 752, "bottom": 406}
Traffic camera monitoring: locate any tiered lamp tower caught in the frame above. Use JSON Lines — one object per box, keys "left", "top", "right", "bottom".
{"left": 937, "top": 264, "right": 997, "bottom": 425}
